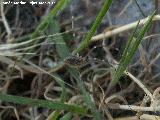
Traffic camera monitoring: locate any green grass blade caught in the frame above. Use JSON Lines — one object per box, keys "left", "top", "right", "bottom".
{"left": 119, "top": 20, "right": 140, "bottom": 64}
{"left": 32, "top": 0, "right": 71, "bottom": 39}
{"left": 49, "top": 20, "right": 70, "bottom": 60}
{"left": 0, "top": 93, "right": 86, "bottom": 114}
{"left": 126, "top": 11, "right": 156, "bottom": 63}
{"left": 111, "top": 11, "right": 156, "bottom": 85}
{"left": 46, "top": 20, "right": 73, "bottom": 119}
{"left": 73, "top": 0, "right": 113, "bottom": 54}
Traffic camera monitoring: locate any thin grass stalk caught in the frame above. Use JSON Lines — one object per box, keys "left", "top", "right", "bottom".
{"left": 134, "top": 0, "right": 146, "bottom": 17}
{"left": 73, "top": 0, "right": 113, "bottom": 54}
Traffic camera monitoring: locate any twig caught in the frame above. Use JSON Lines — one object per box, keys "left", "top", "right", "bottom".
{"left": 125, "top": 71, "right": 153, "bottom": 101}
{"left": 103, "top": 106, "right": 113, "bottom": 120}
{"left": 136, "top": 95, "right": 150, "bottom": 118}
{"left": 143, "top": 33, "right": 160, "bottom": 40}
{"left": 107, "top": 103, "right": 160, "bottom": 112}
{"left": 114, "top": 114, "right": 160, "bottom": 120}
{"left": 0, "top": 106, "right": 20, "bottom": 120}
{"left": 92, "top": 15, "right": 160, "bottom": 41}
{"left": 118, "top": 0, "right": 133, "bottom": 17}
{"left": 148, "top": 53, "right": 160, "bottom": 68}
{"left": 134, "top": 0, "right": 146, "bottom": 17}
{"left": 105, "top": 94, "right": 127, "bottom": 105}
{"left": 0, "top": 0, "right": 12, "bottom": 38}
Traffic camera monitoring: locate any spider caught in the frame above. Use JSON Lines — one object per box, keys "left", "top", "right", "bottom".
{"left": 64, "top": 54, "right": 85, "bottom": 67}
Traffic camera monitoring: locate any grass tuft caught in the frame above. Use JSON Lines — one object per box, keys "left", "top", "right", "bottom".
{"left": 110, "top": 11, "right": 156, "bottom": 86}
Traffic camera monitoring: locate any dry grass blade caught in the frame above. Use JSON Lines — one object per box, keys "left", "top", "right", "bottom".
{"left": 125, "top": 71, "right": 153, "bottom": 100}
{"left": 114, "top": 114, "right": 160, "bottom": 120}
{"left": 92, "top": 15, "right": 160, "bottom": 41}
